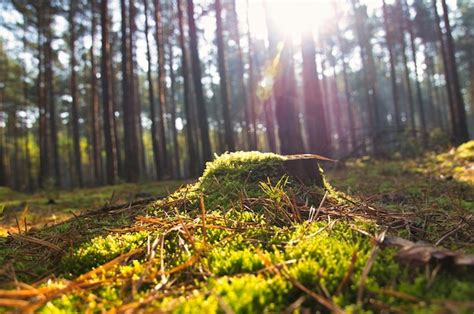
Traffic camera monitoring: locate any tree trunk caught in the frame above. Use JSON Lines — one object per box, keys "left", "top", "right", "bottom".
{"left": 397, "top": 0, "right": 416, "bottom": 138}
{"left": 120, "top": 0, "right": 140, "bottom": 182}
{"left": 100, "top": 0, "right": 117, "bottom": 184}
{"left": 177, "top": 0, "right": 199, "bottom": 177}
{"left": 334, "top": 12, "right": 357, "bottom": 151}
{"left": 432, "top": 0, "right": 458, "bottom": 141}
{"left": 440, "top": 0, "right": 469, "bottom": 143}
{"left": 168, "top": 43, "right": 181, "bottom": 179}
{"left": 350, "top": 0, "right": 377, "bottom": 153}
{"left": 153, "top": 0, "right": 170, "bottom": 177}
{"left": 382, "top": 0, "right": 402, "bottom": 132}
{"left": 273, "top": 39, "right": 305, "bottom": 155}
{"left": 44, "top": 3, "right": 61, "bottom": 187}
{"left": 187, "top": 0, "right": 212, "bottom": 166}
{"left": 301, "top": 30, "right": 331, "bottom": 157}
{"left": 69, "top": 0, "right": 83, "bottom": 187}
{"left": 245, "top": 0, "right": 258, "bottom": 150}
{"left": 143, "top": 0, "right": 161, "bottom": 180}
{"left": 404, "top": 0, "right": 427, "bottom": 139}
{"left": 0, "top": 54, "right": 5, "bottom": 187}
{"left": 215, "top": 0, "right": 235, "bottom": 152}
{"left": 229, "top": 0, "right": 255, "bottom": 150}
{"left": 36, "top": 3, "right": 49, "bottom": 188}
{"left": 90, "top": 0, "right": 102, "bottom": 184}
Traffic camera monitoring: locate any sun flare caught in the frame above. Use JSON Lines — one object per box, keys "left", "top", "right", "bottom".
{"left": 246, "top": 0, "right": 337, "bottom": 42}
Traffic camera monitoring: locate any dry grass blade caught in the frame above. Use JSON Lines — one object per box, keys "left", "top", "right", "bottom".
{"left": 8, "top": 233, "right": 63, "bottom": 252}
{"left": 357, "top": 230, "right": 386, "bottom": 304}
{"left": 0, "top": 298, "right": 29, "bottom": 307}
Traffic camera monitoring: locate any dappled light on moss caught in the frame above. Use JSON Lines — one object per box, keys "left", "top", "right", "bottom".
{"left": 1, "top": 150, "right": 473, "bottom": 313}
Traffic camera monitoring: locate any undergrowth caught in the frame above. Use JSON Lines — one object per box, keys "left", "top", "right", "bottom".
{"left": 0, "top": 150, "right": 473, "bottom": 313}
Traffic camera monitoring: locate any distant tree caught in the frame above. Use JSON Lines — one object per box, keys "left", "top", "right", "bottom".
{"left": 301, "top": 30, "right": 331, "bottom": 156}
{"left": 186, "top": 0, "right": 212, "bottom": 165}
{"left": 69, "top": 0, "right": 83, "bottom": 187}
{"left": 89, "top": 0, "right": 102, "bottom": 184}
{"left": 44, "top": 2, "right": 61, "bottom": 186}
{"left": 215, "top": 0, "right": 235, "bottom": 152}
{"left": 382, "top": 0, "right": 402, "bottom": 132}
{"left": 143, "top": 0, "right": 160, "bottom": 179}
{"left": 100, "top": 0, "right": 117, "bottom": 184}
{"left": 403, "top": 0, "right": 427, "bottom": 138}
{"left": 177, "top": 0, "right": 198, "bottom": 176}
{"left": 439, "top": 0, "right": 469, "bottom": 143}
{"left": 273, "top": 38, "right": 305, "bottom": 154}
{"left": 153, "top": 0, "right": 170, "bottom": 177}
{"left": 120, "top": 0, "right": 140, "bottom": 182}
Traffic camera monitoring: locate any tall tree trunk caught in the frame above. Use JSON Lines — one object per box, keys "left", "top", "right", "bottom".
{"left": 229, "top": 0, "right": 254, "bottom": 150}
{"left": 177, "top": 0, "right": 199, "bottom": 176}
{"left": 301, "top": 30, "right": 331, "bottom": 156}
{"left": 153, "top": 0, "right": 170, "bottom": 177}
{"left": 45, "top": 3, "right": 61, "bottom": 186}
{"left": 215, "top": 0, "right": 235, "bottom": 152}
{"left": 397, "top": 0, "right": 416, "bottom": 138}
{"left": 90, "top": 0, "right": 102, "bottom": 184}
{"left": 187, "top": 0, "right": 212, "bottom": 165}
{"left": 100, "top": 0, "right": 117, "bottom": 184}
{"left": 168, "top": 43, "right": 181, "bottom": 178}
{"left": 382, "top": 0, "right": 402, "bottom": 132}
{"left": 273, "top": 39, "right": 305, "bottom": 154}
{"left": 327, "top": 45, "right": 345, "bottom": 154}
{"left": 144, "top": 0, "right": 161, "bottom": 180}
{"left": 69, "top": 0, "right": 83, "bottom": 187}
{"left": 22, "top": 32, "right": 33, "bottom": 192}
{"left": 351, "top": 0, "right": 377, "bottom": 153}
{"left": 36, "top": 3, "right": 49, "bottom": 188}
{"left": 424, "top": 49, "right": 441, "bottom": 130}
{"left": 245, "top": 0, "right": 258, "bottom": 150}
{"left": 432, "top": 0, "right": 458, "bottom": 141}
{"left": 120, "top": 0, "right": 140, "bottom": 182}
{"left": 333, "top": 11, "right": 357, "bottom": 150}
{"left": 404, "top": 0, "right": 427, "bottom": 139}
{"left": 440, "top": 0, "right": 469, "bottom": 143}
{"left": 0, "top": 52, "right": 5, "bottom": 187}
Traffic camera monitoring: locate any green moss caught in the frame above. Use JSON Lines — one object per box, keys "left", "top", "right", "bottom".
{"left": 456, "top": 141, "right": 474, "bottom": 162}
{"left": 2, "top": 150, "right": 474, "bottom": 313}
{"left": 61, "top": 231, "right": 150, "bottom": 276}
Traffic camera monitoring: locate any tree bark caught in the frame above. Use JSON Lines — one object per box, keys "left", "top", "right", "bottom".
{"left": 382, "top": 0, "right": 402, "bottom": 132}
{"left": 44, "top": 2, "right": 60, "bottom": 186}
{"left": 177, "top": 0, "right": 199, "bottom": 177}
{"left": 404, "top": 0, "right": 427, "bottom": 139}
{"left": 69, "top": 0, "right": 83, "bottom": 187}
{"left": 245, "top": 0, "right": 258, "bottom": 150}
{"left": 153, "top": 0, "right": 170, "bottom": 177}
{"left": 168, "top": 43, "right": 181, "bottom": 178}
{"left": 186, "top": 0, "right": 212, "bottom": 166}
{"left": 100, "top": 0, "right": 117, "bottom": 184}
{"left": 440, "top": 0, "right": 469, "bottom": 143}
{"left": 301, "top": 30, "right": 331, "bottom": 157}
{"left": 120, "top": 0, "right": 140, "bottom": 182}
{"left": 273, "top": 39, "right": 305, "bottom": 155}
{"left": 144, "top": 0, "right": 161, "bottom": 180}
{"left": 90, "top": 0, "right": 102, "bottom": 184}
{"left": 215, "top": 0, "right": 235, "bottom": 152}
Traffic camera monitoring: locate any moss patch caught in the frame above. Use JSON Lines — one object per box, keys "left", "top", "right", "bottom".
{"left": 1, "top": 151, "right": 473, "bottom": 313}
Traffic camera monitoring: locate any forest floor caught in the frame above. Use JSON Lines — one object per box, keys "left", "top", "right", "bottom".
{"left": 0, "top": 143, "right": 472, "bottom": 313}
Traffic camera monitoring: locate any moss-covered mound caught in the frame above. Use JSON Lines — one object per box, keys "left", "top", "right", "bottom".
{"left": 1, "top": 152, "right": 473, "bottom": 313}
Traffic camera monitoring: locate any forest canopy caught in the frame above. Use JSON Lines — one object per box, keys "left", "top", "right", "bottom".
{"left": 0, "top": 0, "right": 472, "bottom": 189}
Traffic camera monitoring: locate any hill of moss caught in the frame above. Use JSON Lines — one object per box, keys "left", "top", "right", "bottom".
{"left": 0, "top": 151, "right": 473, "bottom": 313}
